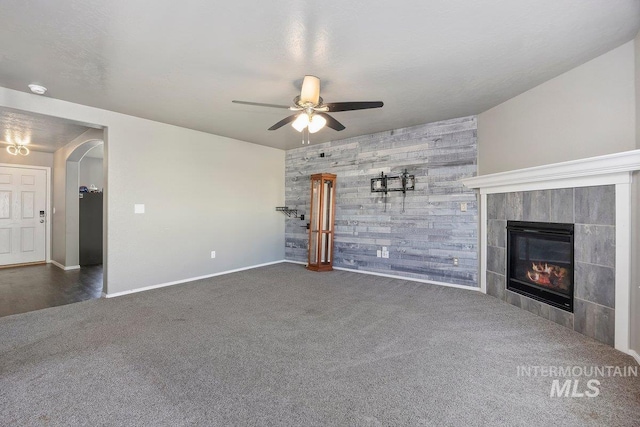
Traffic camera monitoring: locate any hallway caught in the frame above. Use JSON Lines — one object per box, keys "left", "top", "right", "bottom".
{"left": 0, "top": 264, "right": 102, "bottom": 317}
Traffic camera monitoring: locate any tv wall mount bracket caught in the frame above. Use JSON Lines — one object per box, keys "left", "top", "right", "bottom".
{"left": 370, "top": 169, "right": 415, "bottom": 212}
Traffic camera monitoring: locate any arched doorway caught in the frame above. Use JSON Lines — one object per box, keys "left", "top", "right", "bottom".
{"left": 51, "top": 128, "right": 107, "bottom": 294}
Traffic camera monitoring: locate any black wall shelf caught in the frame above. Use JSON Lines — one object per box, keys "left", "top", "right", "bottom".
{"left": 276, "top": 207, "right": 304, "bottom": 220}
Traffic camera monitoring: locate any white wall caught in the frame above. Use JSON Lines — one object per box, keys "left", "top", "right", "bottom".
{"left": 636, "top": 32, "right": 640, "bottom": 150}
{"left": 478, "top": 41, "right": 635, "bottom": 174}
{"left": 79, "top": 156, "right": 103, "bottom": 190}
{"left": 1, "top": 87, "right": 285, "bottom": 294}
{"left": 632, "top": 171, "right": 640, "bottom": 355}
{"left": 0, "top": 150, "right": 53, "bottom": 169}
{"left": 633, "top": 32, "right": 640, "bottom": 356}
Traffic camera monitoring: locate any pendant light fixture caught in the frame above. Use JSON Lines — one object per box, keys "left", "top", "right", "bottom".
{"left": 5, "top": 129, "right": 32, "bottom": 156}
{"left": 6, "top": 144, "right": 30, "bottom": 156}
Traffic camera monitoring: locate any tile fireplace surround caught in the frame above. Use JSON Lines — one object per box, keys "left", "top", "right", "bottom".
{"left": 461, "top": 150, "right": 640, "bottom": 358}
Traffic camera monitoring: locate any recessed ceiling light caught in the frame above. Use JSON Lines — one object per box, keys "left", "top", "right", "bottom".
{"left": 28, "top": 84, "right": 47, "bottom": 95}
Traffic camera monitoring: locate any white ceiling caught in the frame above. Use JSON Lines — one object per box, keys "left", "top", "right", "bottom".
{"left": 0, "top": 107, "right": 93, "bottom": 153}
{"left": 0, "top": 0, "right": 638, "bottom": 150}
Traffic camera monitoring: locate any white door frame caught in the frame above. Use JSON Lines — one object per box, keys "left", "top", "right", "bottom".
{"left": 0, "top": 163, "right": 52, "bottom": 264}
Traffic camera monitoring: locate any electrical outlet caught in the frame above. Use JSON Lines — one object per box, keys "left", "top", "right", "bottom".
{"left": 381, "top": 246, "right": 389, "bottom": 259}
{"left": 377, "top": 250, "right": 382, "bottom": 257}
{"left": 460, "top": 202, "right": 467, "bottom": 212}
{"left": 211, "top": 251, "right": 216, "bottom": 259}
{"left": 453, "top": 257, "right": 459, "bottom": 266}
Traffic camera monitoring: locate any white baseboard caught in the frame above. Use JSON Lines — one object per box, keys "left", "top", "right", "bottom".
{"left": 332, "top": 266, "right": 482, "bottom": 292}
{"left": 628, "top": 349, "right": 640, "bottom": 365}
{"left": 281, "top": 259, "right": 480, "bottom": 292}
{"left": 105, "top": 258, "right": 479, "bottom": 298}
{"left": 49, "top": 260, "right": 64, "bottom": 270}
{"left": 49, "top": 260, "right": 81, "bottom": 271}
{"left": 105, "top": 260, "right": 285, "bottom": 298}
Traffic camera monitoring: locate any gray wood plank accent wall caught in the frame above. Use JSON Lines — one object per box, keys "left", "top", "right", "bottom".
{"left": 284, "top": 116, "right": 478, "bottom": 287}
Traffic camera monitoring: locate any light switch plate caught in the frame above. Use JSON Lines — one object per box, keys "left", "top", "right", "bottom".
{"left": 134, "top": 204, "right": 145, "bottom": 214}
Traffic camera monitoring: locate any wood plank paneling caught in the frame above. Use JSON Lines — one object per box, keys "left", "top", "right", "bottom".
{"left": 285, "top": 116, "right": 478, "bottom": 287}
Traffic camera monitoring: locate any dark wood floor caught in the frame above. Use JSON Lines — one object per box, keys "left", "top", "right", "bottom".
{"left": 0, "top": 264, "right": 103, "bottom": 318}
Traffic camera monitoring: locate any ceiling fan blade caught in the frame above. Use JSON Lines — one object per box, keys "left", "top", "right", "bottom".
{"left": 232, "top": 100, "right": 291, "bottom": 109}
{"left": 317, "top": 113, "right": 345, "bottom": 131}
{"left": 324, "top": 101, "right": 384, "bottom": 112}
{"left": 268, "top": 114, "right": 299, "bottom": 130}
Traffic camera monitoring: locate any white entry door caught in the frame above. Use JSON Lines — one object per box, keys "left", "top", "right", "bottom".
{"left": 0, "top": 166, "right": 47, "bottom": 266}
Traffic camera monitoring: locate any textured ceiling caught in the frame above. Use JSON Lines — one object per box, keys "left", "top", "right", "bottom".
{"left": 0, "top": 107, "right": 93, "bottom": 153}
{"left": 0, "top": 0, "right": 638, "bottom": 150}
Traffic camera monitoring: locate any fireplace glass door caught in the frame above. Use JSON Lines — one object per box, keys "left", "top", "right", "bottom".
{"left": 506, "top": 221, "right": 574, "bottom": 312}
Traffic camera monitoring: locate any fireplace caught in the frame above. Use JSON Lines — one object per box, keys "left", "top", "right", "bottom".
{"left": 506, "top": 221, "right": 574, "bottom": 312}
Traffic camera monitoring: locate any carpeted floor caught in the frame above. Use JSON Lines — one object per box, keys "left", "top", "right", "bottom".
{"left": 1, "top": 263, "right": 638, "bottom": 426}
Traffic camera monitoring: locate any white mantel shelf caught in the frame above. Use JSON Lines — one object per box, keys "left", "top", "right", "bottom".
{"left": 461, "top": 149, "right": 640, "bottom": 194}
{"left": 460, "top": 149, "right": 640, "bottom": 357}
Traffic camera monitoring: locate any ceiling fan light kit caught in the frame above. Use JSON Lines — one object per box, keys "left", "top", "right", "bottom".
{"left": 232, "top": 75, "right": 384, "bottom": 144}
{"left": 307, "top": 114, "right": 327, "bottom": 134}
{"left": 292, "top": 114, "right": 310, "bottom": 132}
{"left": 299, "top": 75, "right": 320, "bottom": 105}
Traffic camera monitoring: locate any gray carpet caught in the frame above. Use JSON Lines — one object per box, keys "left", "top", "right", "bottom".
{"left": 1, "top": 263, "right": 638, "bottom": 426}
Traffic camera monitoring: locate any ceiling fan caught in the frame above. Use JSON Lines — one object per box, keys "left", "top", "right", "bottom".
{"left": 232, "top": 75, "right": 383, "bottom": 143}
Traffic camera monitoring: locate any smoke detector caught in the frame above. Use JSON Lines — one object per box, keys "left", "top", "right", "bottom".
{"left": 28, "top": 84, "right": 47, "bottom": 95}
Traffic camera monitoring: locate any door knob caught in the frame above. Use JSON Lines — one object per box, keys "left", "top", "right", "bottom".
{"left": 40, "top": 219, "right": 44, "bottom": 223}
